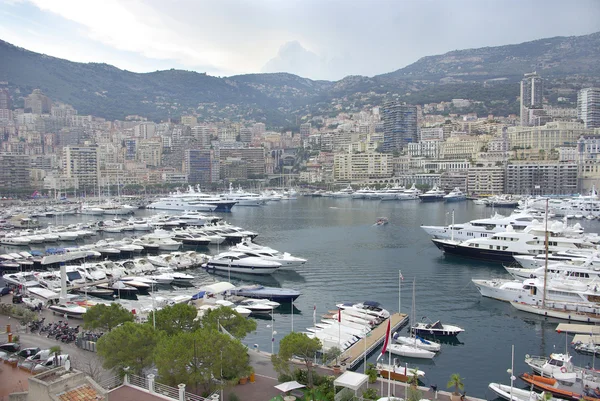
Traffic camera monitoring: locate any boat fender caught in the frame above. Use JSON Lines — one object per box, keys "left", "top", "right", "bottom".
{"left": 560, "top": 367, "right": 567, "bottom": 373}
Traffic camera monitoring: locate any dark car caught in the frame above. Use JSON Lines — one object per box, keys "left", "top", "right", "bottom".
{"left": 0, "top": 286, "right": 10, "bottom": 296}
{"left": 0, "top": 343, "right": 21, "bottom": 353}
{"left": 15, "top": 347, "right": 40, "bottom": 358}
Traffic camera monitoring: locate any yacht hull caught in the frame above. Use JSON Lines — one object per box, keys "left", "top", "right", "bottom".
{"left": 432, "top": 239, "right": 522, "bottom": 263}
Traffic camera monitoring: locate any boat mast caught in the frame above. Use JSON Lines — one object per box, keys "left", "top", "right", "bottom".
{"left": 542, "top": 198, "right": 549, "bottom": 307}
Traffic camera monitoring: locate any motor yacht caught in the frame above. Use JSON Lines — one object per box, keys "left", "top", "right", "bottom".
{"left": 141, "top": 231, "right": 182, "bottom": 251}
{"left": 49, "top": 303, "right": 87, "bottom": 318}
{"left": 146, "top": 196, "right": 218, "bottom": 212}
{"left": 171, "top": 232, "right": 211, "bottom": 246}
{"left": 419, "top": 185, "right": 445, "bottom": 202}
{"left": 230, "top": 248, "right": 307, "bottom": 269}
{"left": 331, "top": 185, "right": 354, "bottom": 198}
{"left": 4, "top": 272, "right": 39, "bottom": 289}
{"left": 472, "top": 276, "right": 600, "bottom": 311}
{"left": 386, "top": 343, "right": 436, "bottom": 359}
{"left": 411, "top": 319, "right": 464, "bottom": 337}
{"left": 203, "top": 251, "right": 281, "bottom": 275}
{"left": 230, "top": 285, "right": 301, "bottom": 302}
{"left": 443, "top": 187, "right": 466, "bottom": 202}
{"left": 431, "top": 225, "right": 596, "bottom": 263}
{"left": 236, "top": 298, "right": 280, "bottom": 313}
{"left": 421, "top": 212, "right": 540, "bottom": 241}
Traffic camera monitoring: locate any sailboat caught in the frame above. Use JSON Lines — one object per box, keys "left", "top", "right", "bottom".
{"left": 387, "top": 279, "right": 436, "bottom": 359}
{"left": 510, "top": 199, "right": 600, "bottom": 323}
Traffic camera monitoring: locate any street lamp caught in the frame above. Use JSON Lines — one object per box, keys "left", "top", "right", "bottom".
{"left": 267, "top": 307, "right": 277, "bottom": 354}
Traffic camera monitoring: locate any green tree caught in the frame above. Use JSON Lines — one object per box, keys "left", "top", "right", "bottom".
{"left": 273, "top": 332, "right": 322, "bottom": 388}
{"left": 154, "top": 329, "right": 250, "bottom": 395}
{"left": 83, "top": 303, "right": 134, "bottom": 332}
{"left": 150, "top": 303, "right": 198, "bottom": 335}
{"left": 447, "top": 373, "right": 465, "bottom": 395}
{"left": 200, "top": 306, "right": 257, "bottom": 340}
{"left": 97, "top": 322, "right": 157, "bottom": 375}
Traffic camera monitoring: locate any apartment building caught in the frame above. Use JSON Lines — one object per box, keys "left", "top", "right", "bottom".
{"left": 334, "top": 152, "right": 392, "bottom": 182}
{"left": 0, "top": 152, "right": 31, "bottom": 191}
{"left": 466, "top": 167, "right": 505, "bottom": 196}
{"left": 62, "top": 146, "right": 99, "bottom": 189}
{"left": 505, "top": 162, "right": 577, "bottom": 195}
{"left": 507, "top": 121, "right": 591, "bottom": 151}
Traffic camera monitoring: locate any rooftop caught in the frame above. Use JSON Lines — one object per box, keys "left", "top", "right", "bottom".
{"left": 57, "top": 384, "right": 99, "bottom": 401}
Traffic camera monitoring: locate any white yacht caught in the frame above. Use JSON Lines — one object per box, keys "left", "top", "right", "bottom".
{"left": 397, "top": 184, "right": 421, "bottom": 200}
{"left": 419, "top": 185, "right": 445, "bottom": 202}
{"left": 219, "top": 184, "right": 266, "bottom": 206}
{"left": 443, "top": 187, "right": 466, "bottom": 202}
{"left": 505, "top": 261, "right": 600, "bottom": 282}
{"left": 146, "top": 197, "right": 218, "bottom": 212}
{"left": 472, "top": 276, "right": 600, "bottom": 311}
{"left": 432, "top": 225, "right": 596, "bottom": 263}
{"left": 421, "top": 212, "right": 539, "bottom": 241}
{"left": 204, "top": 251, "right": 281, "bottom": 275}
{"left": 376, "top": 185, "right": 407, "bottom": 201}
{"left": 141, "top": 230, "right": 182, "bottom": 251}
{"left": 513, "top": 250, "right": 600, "bottom": 269}
{"left": 331, "top": 185, "right": 354, "bottom": 198}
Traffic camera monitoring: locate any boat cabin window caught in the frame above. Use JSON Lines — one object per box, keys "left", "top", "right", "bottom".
{"left": 548, "top": 359, "right": 563, "bottom": 367}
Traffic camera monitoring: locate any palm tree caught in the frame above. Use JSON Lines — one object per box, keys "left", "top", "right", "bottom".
{"left": 447, "top": 373, "right": 464, "bottom": 395}
{"left": 408, "top": 368, "right": 420, "bottom": 387}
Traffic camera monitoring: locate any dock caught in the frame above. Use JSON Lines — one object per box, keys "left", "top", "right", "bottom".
{"left": 343, "top": 312, "right": 409, "bottom": 370}
{"left": 555, "top": 323, "right": 600, "bottom": 334}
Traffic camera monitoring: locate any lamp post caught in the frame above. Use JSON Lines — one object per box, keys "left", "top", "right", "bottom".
{"left": 267, "top": 307, "right": 277, "bottom": 354}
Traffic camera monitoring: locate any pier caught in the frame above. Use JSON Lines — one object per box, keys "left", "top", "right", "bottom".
{"left": 343, "top": 312, "right": 409, "bottom": 370}
{"left": 555, "top": 323, "right": 600, "bottom": 334}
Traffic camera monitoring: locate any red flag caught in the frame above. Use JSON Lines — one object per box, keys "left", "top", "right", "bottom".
{"left": 378, "top": 319, "right": 391, "bottom": 360}
{"left": 338, "top": 308, "right": 342, "bottom": 322}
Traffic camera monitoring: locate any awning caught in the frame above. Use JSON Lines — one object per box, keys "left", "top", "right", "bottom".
{"left": 274, "top": 381, "right": 305, "bottom": 393}
{"left": 334, "top": 371, "right": 369, "bottom": 391}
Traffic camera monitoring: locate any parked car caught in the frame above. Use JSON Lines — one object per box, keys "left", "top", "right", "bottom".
{"left": 0, "top": 343, "right": 20, "bottom": 353}
{"left": 32, "top": 354, "right": 70, "bottom": 372}
{"left": 0, "top": 286, "right": 10, "bottom": 296}
{"left": 14, "top": 347, "right": 40, "bottom": 359}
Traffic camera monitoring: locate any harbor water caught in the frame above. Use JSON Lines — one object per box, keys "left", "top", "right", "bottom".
{"left": 3, "top": 197, "right": 600, "bottom": 398}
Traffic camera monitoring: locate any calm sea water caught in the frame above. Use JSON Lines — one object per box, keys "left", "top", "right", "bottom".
{"left": 5, "top": 198, "right": 600, "bottom": 398}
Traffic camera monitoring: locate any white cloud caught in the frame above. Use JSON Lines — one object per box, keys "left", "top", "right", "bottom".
{"left": 3, "top": 0, "right": 599, "bottom": 80}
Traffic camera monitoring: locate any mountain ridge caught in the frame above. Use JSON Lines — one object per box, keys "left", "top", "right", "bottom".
{"left": 1, "top": 31, "right": 599, "bottom": 124}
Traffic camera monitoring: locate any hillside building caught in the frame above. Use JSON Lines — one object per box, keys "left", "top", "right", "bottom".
{"left": 577, "top": 88, "right": 600, "bottom": 129}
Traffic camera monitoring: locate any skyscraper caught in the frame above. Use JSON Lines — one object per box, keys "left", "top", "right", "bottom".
{"left": 382, "top": 101, "right": 417, "bottom": 153}
{"left": 62, "top": 146, "right": 99, "bottom": 189}
{"left": 185, "top": 149, "right": 212, "bottom": 184}
{"left": 520, "top": 72, "right": 543, "bottom": 126}
{"left": 578, "top": 87, "right": 600, "bottom": 129}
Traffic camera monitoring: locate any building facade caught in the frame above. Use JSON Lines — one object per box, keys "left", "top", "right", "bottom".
{"left": 577, "top": 88, "right": 600, "bottom": 129}
{"left": 520, "top": 72, "right": 543, "bottom": 126}
{"left": 467, "top": 167, "right": 505, "bottom": 196}
{"left": 505, "top": 162, "right": 577, "bottom": 195}
{"left": 62, "top": 146, "right": 99, "bottom": 189}
{"left": 382, "top": 101, "right": 418, "bottom": 153}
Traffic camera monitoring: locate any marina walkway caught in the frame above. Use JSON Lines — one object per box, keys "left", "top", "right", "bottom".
{"left": 556, "top": 323, "right": 600, "bottom": 334}
{"left": 343, "top": 312, "right": 408, "bottom": 369}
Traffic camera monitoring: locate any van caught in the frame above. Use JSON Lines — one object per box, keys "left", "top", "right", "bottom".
{"left": 27, "top": 349, "right": 51, "bottom": 362}
{"left": 32, "top": 354, "right": 69, "bottom": 372}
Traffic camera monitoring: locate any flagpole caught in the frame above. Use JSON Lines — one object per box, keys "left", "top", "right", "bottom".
{"left": 399, "top": 270, "right": 402, "bottom": 314}
{"left": 338, "top": 307, "right": 341, "bottom": 353}
{"left": 388, "top": 333, "right": 392, "bottom": 397}
{"left": 291, "top": 299, "right": 294, "bottom": 332}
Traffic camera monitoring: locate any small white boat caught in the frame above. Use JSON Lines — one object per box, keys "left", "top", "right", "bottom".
{"left": 395, "top": 335, "right": 441, "bottom": 352}
{"left": 386, "top": 343, "right": 436, "bottom": 359}
{"left": 488, "top": 383, "right": 556, "bottom": 401}
{"left": 237, "top": 299, "right": 280, "bottom": 313}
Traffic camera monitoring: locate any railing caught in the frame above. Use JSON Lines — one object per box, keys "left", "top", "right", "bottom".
{"left": 154, "top": 382, "right": 180, "bottom": 399}
{"left": 129, "top": 374, "right": 148, "bottom": 389}
{"left": 98, "top": 373, "right": 216, "bottom": 401}
{"left": 98, "top": 375, "right": 124, "bottom": 391}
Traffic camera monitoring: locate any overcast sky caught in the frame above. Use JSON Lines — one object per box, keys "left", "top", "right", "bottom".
{"left": 0, "top": 0, "right": 599, "bottom": 81}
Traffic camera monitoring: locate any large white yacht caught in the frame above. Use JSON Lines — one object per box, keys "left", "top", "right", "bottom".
{"left": 472, "top": 276, "right": 600, "bottom": 313}
{"left": 331, "top": 185, "right": 354, "bottom": 198}
{"left": 419, "top": 185, "right": 445, "bottom": 202}
{"left": 218, "top": 184, "right": 266, "bottom": 206}
{"left": 443, "top": 187, "right": 466, "bottom": 202}
{"left": 432, "top": 225, "right": 597, "bottom": 263}
{"left": 203, "top": 251, "right": 281, "bottom": 275}
{"left": 146, "top": 186, "right": 237, "bottom": 212}
{"left": 421, "top": 212, "right": 540, "bottom": 241}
